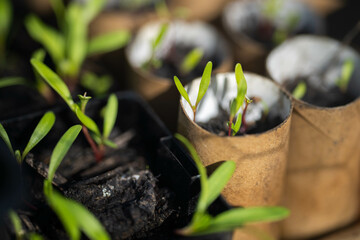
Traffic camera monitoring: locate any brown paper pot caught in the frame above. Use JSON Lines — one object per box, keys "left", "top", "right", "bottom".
{"left": 266, "top": 35, "right": 360, "bottom": 239}
{"left": 177, "top": 72, "right": 293, "bottom": 238}
{"left": 125, "top": 20, "right": 232, "bottom": 131}
{"left": 221, "top": 0, "right": 324, "bottom": 75}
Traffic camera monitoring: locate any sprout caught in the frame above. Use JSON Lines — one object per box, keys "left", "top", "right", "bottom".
{"left": 175, "top": 134, "right": 290, "bottom": 236}
{"left": 174, "top": 61, "right": 212, "bottom": 121}
{"left": 43, "top": 125, "right": 110, "bottom": 240}
{"left": 31, "top": 59, "right": 119, "bottom": 162}
{"left": 0, "top": 111, "right": 55, "bottom": 164}
{"left": 292, "top": 81, "right": 307, "bottom": 100}
{"left": 336, "top": 58, "right": 354, "bottom": 93}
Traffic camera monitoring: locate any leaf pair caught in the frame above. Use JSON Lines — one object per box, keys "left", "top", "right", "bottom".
{"left": 31, "top": 59, "right": 118, "bottom": 150}
{"left": 44, "top": 125, "right": 109, "bottom": 240}
{"left": 175, "top": 134, "right": 289, "bottom": 235}
{"left": 174, "top": 61, "right": 212, "bottom": 121}
{"left": 0, "top": 111, "right": 55, "bottom": 164}
{"left": 25, "top": 0, "right": 130, "bottom": 79}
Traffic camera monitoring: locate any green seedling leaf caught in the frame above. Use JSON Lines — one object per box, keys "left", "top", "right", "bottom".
{"left": 15, "top": 150, "right": 21, "bottom": 164}
{"left": 292, "top": 81, "right": 307, "bottom": 100}
{"left": 88, "top": 30, "right": 131, "bottom": 56}
{"left": 80, "top": 72, "right": 113, "bottom": 96}
{"left": 0, "top": 77, "right": 29, "bottom": 88}
{"left": 50, "top": 0, "right": 65, "bottom": 28}
{"left": 44, "top": 182, "right": 80, "bottom": 240}
{"left": 103, "top": 139, "right": 117, "bottom": 149}
{"left": 181, "top": 48, "right": 204, "bottom": 75}
{"left": 47, "top": 125, "right": 82, "bottom": 183}
{"left": 31, "top": 59, "right": 75, "bottom": 109}
{"left": 229, "top": 99, "right": 238, "bottom": 119}
{"left": 206, "top": 161, "right": 236, "bottom": 209}
{"left": 152, "top": 23, "right": 168, "bottom": 51}
{"left": 75, "top": 107, "right": 101, "bottom": 137}
{"left": 32, "top": 48, "right": 46, "bottom": 62}
{"left": 65, "top": 3, "right": 87, "bottom": 78}
{"left": 175, "top": 134, "right": 208, "bottom": 214}
{"left": 174, "top": 76, "right": 193, "bottom": 108}
{"left": 0, "top": 123, "right": 14, "bottom": 155}
{"left": 196, "top": 61, "right": 212, "bottom": 107}
{"left": 28, "top": 233, "right": 44, "bottom": 240}
{"left": 337, "top": 59, "right": 354, "bottom": 93}
{"left": 82, "top": 0, "right": 106, "bottom": 23}
{"left": 25, "top": 15, "right": 64, "bottom": 63}
{"left": 0, "top": 0, "right": 11, "bottom": 50}
{"left": 232, "top": 114, "right": 242, "bottom": 136}
{"left": 8, "top": 210, "right": 23, "bottom": 239}
{"left": 103, "top": 94, "right": 118, "bottom": 139}
{"left": 22, "top": 111, "right": 56, "bottom": 161}
{"left": 67, "top": 196, "right": 110, "bottom": 240}
{"left": 234, "top": 63, "right": 247, "bottom": 112}
{"left": 191, "top": 207, "right": 289, "bottom": 235}
{"left": 47, "top": 188, "right": 110, "bottom": 240}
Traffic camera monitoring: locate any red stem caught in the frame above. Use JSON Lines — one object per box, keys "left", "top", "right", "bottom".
{"left": 81, "top": 126, "right": 103, "bottom": 162}
{"left": 228, "top": 117, "right": 233, "bottom": 136}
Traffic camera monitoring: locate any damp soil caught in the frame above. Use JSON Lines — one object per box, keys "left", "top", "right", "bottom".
{"left": 286, "top": 79, "right": 355, "bottom": 107}
{"left": 149, "top": 45, "right": 223, "bottom": 85}
{"left": 198, "top": 107, "right": 283, "bottom": 136}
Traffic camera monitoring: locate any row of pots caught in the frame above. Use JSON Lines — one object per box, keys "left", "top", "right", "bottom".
{"left": 172, "top": 34, "right": 360, "bottom": 239}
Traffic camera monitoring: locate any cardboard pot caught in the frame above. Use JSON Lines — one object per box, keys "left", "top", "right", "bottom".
{"left": 266, "top": 35, "right": 360, "bottom": 239}
{"left": 177, "top": 72, "right": 292, "bottom": 239}
{"left": 221, "top": 0, "right": 324, "bottom": 75}
{"left": 125, "top": 20, "right": 232, "bottom": 131}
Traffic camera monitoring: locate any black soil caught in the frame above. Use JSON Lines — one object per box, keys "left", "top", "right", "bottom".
{"left": 286, "top": 79, "right": 355, "bottom": 107}
{"left": 198, "top": 107, "right": 283, "bottom": 136}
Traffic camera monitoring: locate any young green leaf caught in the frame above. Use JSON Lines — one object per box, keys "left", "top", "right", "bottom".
{"left": 175, "top": 134, "right": 209, "bottom": 214}
{"left": 82, "top": 0, "right": 106, "bottom": 24}
{"left": 80, "top": 72, "right": 113, "bottom": 97}
{"left": 65, "top": 3, "right": 87, "bottom": 77}
{"left": 88, "top": 30, "right": 131, "bottom": 56}
{"left": 0, "top": 77, "right": 29, "bottom": 88}
{"left": 67, "top": 197, "right": 110, "bottom": 240}
{"left": 103, "top": 94, "right": 118, "bottom": 139}
{"left": 75, "top": 107, "right": 101, "bottom": 137}
{"left": 234, "top": 63, "right": 247, "bottom": 112}
{"left": 47, "top": 125, "right": 82, "bottom": 183}
{"left": 44, "top": 183, "right": 81, "bottom": 240}
{"left": 31, "top": 59, "right": 75, "bottom": 109}
{"left": 49, "top": 0, "right": 65, "bottom": 28}
{"left": 27, "top": 233, "right": 44, "bottom": 240}
{"left": 174, "top": 76, "right": 193, "bottom": 109}
{"left": 152, "top": 23, "right": 168, "bottom": 51}
{"left": 22, "top": 111, "right": 56, "bottom": 161}
{"left": 0, "top": 123, "right": 14, "bottom": 155}
{"left": 8, "top": 210, "right": 23, "bottom": 239}
{"left": 32, "top": 48, "right": 46, "bottom": 62}
{"left": 196, "top": 61, "right": 212, "bottom": 107}
{"left": 232, "top": 114, "right": 242, "bottom": 136}
{"left": 205, "top": 161, "right": 236, "bottom": 209}
{"left": 25, "top": 15, "right": 65, "bottom": 63}
{"left": 190, "top": 207, "right": 289, "bottom": 235}
{"left": 0, "top": 0, "right": 11, "bottom": 52}
{"left": 181, "top": 48, "right": 204, "bottom": 75}
{"left": 337, "top": 59, "right": 354, "bottom": 93}
{"left": 292, "top": 81, "right": 307, "bottom": 100}
{"left": 45, "top": 187, "right": 110, "bottom": 240}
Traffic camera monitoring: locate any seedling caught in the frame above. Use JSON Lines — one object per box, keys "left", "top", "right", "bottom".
{"left": 141, "top": 22, "right": 204, "bottom": 76}
{"left": 228, "top": 63, "right": 250, "bottom": 136}
{"left": 336, "top": 58, "right": 354, "bottom": 93}
{"left": 43, "top": 125, "right": 110, "bottom": 240}
{"left": 174, "top": 61, "right": 212, "bottom": 121}
{"left": 31, "top": 59, "right": 118, "bottom": 162}
{"left": 25, "top": 0, "right": 130, "bottom": 86}
{"left": 175, "top": 134, "right": 289, "bottom": 236}
{"left": 0, "top": 111, "right": 55, "bottom": 164}
{"left": 292, "top": 81, "right": 307, "bottom": 100}
{"left": 142, "top": 22, "right": 169, "bottom": 70}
